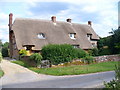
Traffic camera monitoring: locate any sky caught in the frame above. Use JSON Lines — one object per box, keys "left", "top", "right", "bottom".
{"left": 0, "top": 0, "right": 119, "bottom": 43}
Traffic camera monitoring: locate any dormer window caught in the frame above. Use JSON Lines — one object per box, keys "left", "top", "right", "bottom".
{"left": 69, "top": 33, "right": 76, "bottom": 39}
{"left": 37, "top": 33, "right": 45, "bottom": 39}
{"left": 87, "top": 34, "right": 91, "bottom": 40}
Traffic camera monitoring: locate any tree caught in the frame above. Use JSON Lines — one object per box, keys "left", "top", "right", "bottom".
{"left": 108, "top": 28, "right": 120, "bottom": 54}
{"left": 97, "top": 28, "right": 120, "bottom": 55}
{"left": 0, "top": 40, "right": 3, "bottom": 51}
{"left": 1, "top": 42, "right": 9, "bottom": 57}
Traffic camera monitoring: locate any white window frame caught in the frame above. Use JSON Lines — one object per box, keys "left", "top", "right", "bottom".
{"left": 69, "top": 33, "right": 76, "bottom": 39}
{"left": 37, "top": 33, "right": 45, "bottom": 39}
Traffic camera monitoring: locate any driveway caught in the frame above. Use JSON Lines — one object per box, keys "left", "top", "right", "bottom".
{"left": 0, "top": 60, "right": 58, "bottom": 87}
{"left": 0, "top": 59, "right": 115, "bottom": 88}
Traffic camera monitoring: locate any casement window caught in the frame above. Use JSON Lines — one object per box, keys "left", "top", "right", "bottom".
{"left": 37, "top": 33, "right": 45, "bottom": 39}
{"left": 69, "top": 33, "right": 76, "bottom": 39}
{"left": 72, "top": 45, "right": 79, "bottom": 48}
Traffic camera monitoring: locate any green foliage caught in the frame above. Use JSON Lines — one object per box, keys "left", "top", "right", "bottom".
{"left": 0, "top": 40, "right": 2, "bottom": 51}
{"left": 41, "top": 44, "right": 87, "bottom": 65}
{"left": 99, "top": 48, "right": 111, "bottom": 56}
{"left": 82, "top": 55, "right": 94, "bottom": 64}
{"left": 1, "top": 42, "right": 9, "bottom": 57}
{"left": 30, "top": 53, "right": 43, "bottom": 66}
{"left": 11, "top": 60, "right": 30, "bottom": 68}
{"left": 0, "top": 69, "right": 4, "bottom": 78}
{"left": 98, "top": 28, "right": 120, "bottom": 55}
{"left": 74, "top": 48, "right": 87, "bottom": 58}
{"left": 104, "top": 62, "right": 120, "bottom": 89}
{"left": 0, "top": 52, "right": 2, "bottom": 63}
{"left": 41, "top": 44, "right": 76, "bottom": 65}
{"left": 19, "top": 49, "right": 27, "bottom": 56}
{"left": 88, "top": 48, "right": 99, "bottom": 56}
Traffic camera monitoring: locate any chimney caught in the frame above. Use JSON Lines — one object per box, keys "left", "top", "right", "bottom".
{"left": 51, "top": 16, "right": 56, "bottom": 23}
{"left": 66, "top": 18, "right": 72, "bottom": 23}
{"left": 9, "top": 13, "right": 13, "bottom": 28}
{"left": 88, "top": 21, "right": 92, "bottom": 26}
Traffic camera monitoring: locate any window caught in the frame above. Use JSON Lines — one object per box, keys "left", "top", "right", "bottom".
{"left": 69, "top": 33, "right": 76, "bottom": 39}
{"left": 87, "top": 34, "right": 91, "bottom": 40}
{"left": 37, "top": 33, "right": 45, "bottom": 39}
{"left": 72, "top": 45, "right": 79, "bottom": 48}
{"left": 92, "top": 43, "right": 96, "bottom": 47}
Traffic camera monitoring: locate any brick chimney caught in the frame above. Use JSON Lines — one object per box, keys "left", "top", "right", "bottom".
{"left": 8, "top": 13, "right": 13, "bottom": 29}
{"left": 88, "top": 21, "right": 92, "bottom": 26}
{"left": 66, "top": 18, "right": 72, "bottom": 23}
{"left": 51, "top": 16, "right": 56, "bottom": 23}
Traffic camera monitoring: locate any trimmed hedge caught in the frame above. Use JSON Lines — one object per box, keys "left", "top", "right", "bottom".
{"left": 41, "top": 44, "right": 87, "bottom": 65}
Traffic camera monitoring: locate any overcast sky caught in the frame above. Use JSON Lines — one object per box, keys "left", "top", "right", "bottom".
{"left": 0, "top": 0, "right": 119, "bottom": 43}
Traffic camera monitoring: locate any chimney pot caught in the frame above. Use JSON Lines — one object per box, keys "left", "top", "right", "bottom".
{"left": 88, "top": 21, "right": 92, "bottom": 26}
{"left": 9, "top": 13, "right": 13, "bottom": 27}
{"left": 51, "top": 16, "right": 56, "bottom": 22}
{"left": 66, "top": 18, "right": 72, "bottom": 23}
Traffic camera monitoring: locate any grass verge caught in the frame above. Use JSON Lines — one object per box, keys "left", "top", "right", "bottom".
{"left": 11, "top": 60, "right": 118, "bottom": 76}
{"left": 0, "top": 69, "right": 4, "bottom": 78}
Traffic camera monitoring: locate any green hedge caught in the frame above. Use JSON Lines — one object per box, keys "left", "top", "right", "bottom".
{"left": 41, "top": 44, "right": 87, "bottom": 65}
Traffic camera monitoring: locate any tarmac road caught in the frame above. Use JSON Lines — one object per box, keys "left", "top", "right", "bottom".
{"left": 0, "top": 59, "right": 115, "bottom": 88}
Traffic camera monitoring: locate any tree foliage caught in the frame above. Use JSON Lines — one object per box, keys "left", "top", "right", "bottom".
{"left": 97, "top": 28, "right": 120, "bottom": 55}
{"left": 1, "top": 42, "right": 9, "bottom": 57}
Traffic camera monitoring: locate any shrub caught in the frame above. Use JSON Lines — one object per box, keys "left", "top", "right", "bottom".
{"left": 30, "top": 53, "right": 43, "bottom": 67}
{"left": 82, "top": 55, "right": 94, "bottom": 64}
{"left": 1, "top": 42, "right": 9, "bottom": 57}
{"left": 19, "top": 49, "right": 27, "bottom": 56}
{"left": 104, "top": 62, "right": 120, "bottom": 89}
{"left": 41, "top": 44, "right": 77, "bottom": 65}
{"left": 74, "top": 48, "right": 87, "bottom": 59}
{"left": 1, "top": 47, "right": 9, "bottom": 57}
{"left": 0, "top": 52, "right": 2, "bottom": 63}
{"left": 88, "top": 48, "right": 99, "bottom": 56}
{"left": 98, "top": 48, "right": 111, "bottom": 56}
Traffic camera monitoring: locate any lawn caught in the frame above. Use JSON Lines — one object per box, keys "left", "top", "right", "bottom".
{"left": 11, "top": 60, "right": 119, "bottom": 76}
{"left": 0, "top": 69, "right": 4, "bottom": 78}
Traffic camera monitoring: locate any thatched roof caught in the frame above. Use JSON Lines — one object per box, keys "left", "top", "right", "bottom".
{"left": 12, "top": 18, "right": 99, "bottom": 50}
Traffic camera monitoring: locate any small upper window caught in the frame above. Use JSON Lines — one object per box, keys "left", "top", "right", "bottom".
{"left": 87, "top": 34, "right": 91, "bottom": 40}
{"left": 37, "top": 33, "right": 45, "bottom": 39}
{"left": 69, "top": 33, "right": 76, "bottom": 39}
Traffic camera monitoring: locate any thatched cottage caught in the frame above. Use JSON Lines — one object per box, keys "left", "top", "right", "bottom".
{"left": 8, "top": 13, "right": 99, "bottom": 59}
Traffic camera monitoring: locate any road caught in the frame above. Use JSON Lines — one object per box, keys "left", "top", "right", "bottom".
{"left": 2, "top": 71, "right": 115, "bottom": 88}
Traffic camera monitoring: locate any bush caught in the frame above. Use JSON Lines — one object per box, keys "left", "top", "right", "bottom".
{"left": 1, "top": 42, "right": 9, "bottom": 57}
{"left": 0, "top": 52, "right": 2, "bottom": 63}
{"left": 1, "top": 47, "right": 9, "bottom": 57}
{"left": 30, "top": 53, "right": 43, "bottom": 67}
{"left": 82, "top": 55, "right": 94, "bottom": 64}
{"left": 19, "top": 49, "right": 27, "bottom": 56}
{"left": 74, "top": 48, "right": 87, "bottom": 58}
{"left": 41, "top": 44, "right": 78, "bottom": 65}
{"left": 104, "top": 62, "right": 120, "bottom": 89}
{"left": 88, "top": 48, "right": 99, "bottom": 56}
{"left": 98, "top": 48, "right": 111, "bottom": 56}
